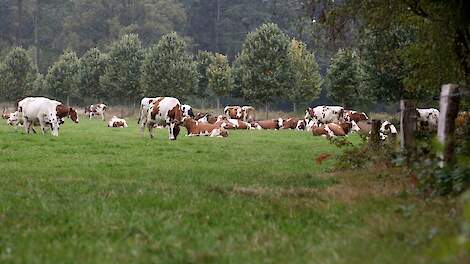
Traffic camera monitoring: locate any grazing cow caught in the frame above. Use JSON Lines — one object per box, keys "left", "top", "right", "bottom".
{"left": 56, "top": 104, "right": 79, "bottom": 124}
{"left": 343, "top": 110, "right": 368, "bottom": 122}
{"left": 182, "top": 117, "right": 228, "bottom": 137}
{"left": 312, "top": 123, "right": 346, "bottom": 138}
{"left": 85, "top": 103, "right": 107, "bottom": 121}
{"left": 241, "top": 106, "right": 256, "bottom": 122}
{"left": 18, "top": 97, "right": 60, "bottom": 136}
{"left": 416, "top": 108, "right": 439, "bottom": 131}
{"left": 252, "top": 118, "right": 283, "bottom": 130}
{"left": 138, "top": 97, "right": 160, "bottom": 124}
{"left": 108, "top": 116, "right": 128, "bottom": 128}
{"left": 146, "top": 97, "right": 183, "bottom": 140}
{"left": 281, "top": 117, "right": 300, "bottom": 129}
{"left": 224, "top": 106, "right": 242, "bottom": 119}
{"left": 181, "top": 104, "right": 194, "bottom": 118}
{"left": 305, "top": 106, "right": 344, "bottom": 125}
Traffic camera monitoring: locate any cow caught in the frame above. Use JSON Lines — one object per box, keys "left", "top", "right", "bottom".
{"left": 356, "top": 120, "right": 397, "bottom": 140}
{"left": 416, "top": 108, "right": 439, "bottom": 131}
{"left": 2, "top": 108, "right": 11, "bottom": 119}
{"left": 252, "top": 118, "right": 283, "bottom": 130}
{"left": 305, "top": 106, "right": 344, "bottom": 126}
{"left": 18, "top": 97, "right": 60, "bottom": 136}
{"left": 145, "top": 97, "right": 183, "bottom": 140}
{"left": 241, "top": 106, "right": 256, "bottom": 122}
{"left": 343, "top": 110, "right": 368, "bottom": 122}
{"left": 108, "top": 116, "right": 128, "bottom": 128}
{"left": 56, "top": 104, "right": 79, "bottom": 124}
{"left": 182, "top": 117, "right": 228, "bottom": 137}
{"left": 336, "top": 121, "right": 361, "bottom": 134}
{"left": 85, "top": 103, "right": 107, "bottom": 121}
{"left": 181, "top": 104, "right": 194, "bottom": 118}
{"left": 224, "top": 106, "right": 242, "bottom": 119}
{"left": 214, "top": 115, "right": 236, "bottom": 129}
{"left": 296, "top": 119, "right": 307, "bottom": 130}
{"left": 138, "top": 97, "right": 160, "bottom": 124}
{"left": 226, "top": 118, "right": 252, "bottom": 129}
{"left": 312, "top": 123, "right": 346, "bottom": 138}
{"left": 281, "top": 117, "right": 300, "bottom": 129}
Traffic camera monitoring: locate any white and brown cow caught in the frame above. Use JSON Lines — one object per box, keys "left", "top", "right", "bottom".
{"left": 2, "top": 108, "right": 11, "bottom": 120}
{"left": 85, "top": 103, "right": 107, "bottom": 121}
{"left": 224, "top": 106, "right": 243, "bottom": 119}
{"left": 241, "top": 106, "right": 256, "bottom": 122}
{"left": 182, "top": 117, "right": 228, "bottom": 137}
{"left": 145, "top": 97, "right": 183, "bottom": 140}
{"left": 305, "top": 106, "right": 344, "bottom": 126}
{"left": 416, "top": 108, "right": 439, "bottom": 131}
{"left": 343, "top": 110, "right": 368, "bottom": 123}
{"left": 181, "top": 104, "right": 194, "bottom": 118}
{"left": 252, "top": 118, "right": 283, "bottom": 130}
{"left": 312, "top": 123, "right": 346, "bottom": 138}
{"left": 138, "top": 97, "right": 160, "bottom": 125}
{"left": 356, "top": 120, "right": 398, "bottom": 140}
{"left": 18, "top": 97, "right": 60, "bottom": 136}
{"left": 108, "top": 116, "right": 128, "bottom": 128}
{"left": 281, "top": 117, "right": 300, "bottom": 129}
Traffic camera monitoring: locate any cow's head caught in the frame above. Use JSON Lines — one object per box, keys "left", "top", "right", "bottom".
{"left": 296, "top": 120, "right": 306, "bottom": 130}
{"left": 350, "top": 120, "right": 361, "bottom": 133}
{"left": 69, "top": 107, "right": 79, "bottom": 123}
{"left": 7, "top": 111, "right": 19, "bottom": 126}
{"left": 277, "top": 118, "right": 284, "bottom": 129}
{"left": 169, "top": 121, "right": 180, "bottom": 140}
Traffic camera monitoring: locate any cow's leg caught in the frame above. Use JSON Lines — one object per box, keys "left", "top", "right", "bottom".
{"left": 23, "top": 118, "right": 30, "bottom": 134}
{"left": 147, "top": 122, "right": 155, "bottom": 139}
{"left": 101, "top": 112, "right": 105, "bottom": 121}
{"left": 38, "top": 118, "right": 47, "bottom": 135}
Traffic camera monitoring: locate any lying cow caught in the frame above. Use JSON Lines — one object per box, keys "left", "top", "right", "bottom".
{"left": 224, "top": 106, "right": 242, "bottom": 119}
{"left": 182, "top": 117, "right": 228, "bottom": 137}
{"left": 356, "top": 120, "right": 398, "bottom": 140}
{"left": 305, "top": 105, "right": 344, "bottom": 126}
{"left": 281, "top": 117, "right": 300, "bottom": 129}
{"left": 241, "top": 106, "right": 256, "bottom": 122}
{"left": 18, "top": 97, "right": 60, "bottom": 136}
{"left": 145, "top": 97, "right": 183, "bottom": 140}
{"left": 252, "top": 118, "right": 283, "bottom": 130}
{"left": 312, "top": 123, "right": 346, "bottom": 138}
{"left": 85, "top": 103, "right": 107, "bottom": 121}
{"left": 416, "top": 108, "right": 439, "bottom": 131}
{"left": 343, "top": 110, "right": 368, "bottom": 122}
{"left": 108, "top": 116, "right": 128, "bottom": 128}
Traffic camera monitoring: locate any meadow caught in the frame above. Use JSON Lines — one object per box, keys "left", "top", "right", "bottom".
{"left": 0, "top": 117, "right": 462, "bottom": 263}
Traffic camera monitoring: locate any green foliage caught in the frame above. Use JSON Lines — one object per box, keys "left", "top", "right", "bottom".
{"left": 100, "top": 34, "right": 143, "bottom": 101}
{"left": 287, "top": 39, "right": 322, "bottom": 109}
{"left": 236, "top": 23, "right": 292, "bottom": 104}
{"left": 207, "top": 53, "right": 233, "bottom": 98}
{"left": 78, "top": 48, "right": 108, "bottom": 100}
{"left": 140, "top": 32, "right": 197, "bottom": 99}
{"left": 325, "top": 48, "right": 370, "bottom": 109}
{"left": 195, "top": 50, "right": 216, "bottom": 98}
{"left": 45, "top": 50, "right": 79, "bottom": 102}
{"left": 0, "top": 47, "right": 36, "bottom": 101}
{"left": 31, "top": 73, "right": 45, "bottom": 95}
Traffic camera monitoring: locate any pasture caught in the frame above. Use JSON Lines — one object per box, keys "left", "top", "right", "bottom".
{"left": 0, "top": 117, "right": 460, "bottom": 263}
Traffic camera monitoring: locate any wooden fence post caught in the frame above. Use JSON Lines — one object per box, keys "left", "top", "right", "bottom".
{"left": 369, "top": 119, "right": 381, "bottom": 148}
{"left": 438, "top": 84, "right": 460, "bottom": 166}
{"left": 400, "top": 100, "right": 417, "bottom": 163}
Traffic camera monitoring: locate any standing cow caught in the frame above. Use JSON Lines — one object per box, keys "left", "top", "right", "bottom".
{"left": 18, "top": 97, "right": 60, "bottom": 136}
{"left": 145, "top": 97, "right": 183, "bottom": 140}
{"left": 138, "top": 97, "right": 160, "bottom": 125}
{"left": 305, "top": 106, "right": 344, "bottom": 126}
{"left": 241, "top": 106, "right": 256, "bottom": 122}
{"left": 85, "top": 103, "right": 107, "bottom": 121}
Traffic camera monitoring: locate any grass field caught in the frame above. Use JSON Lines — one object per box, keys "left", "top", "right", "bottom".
{"left": 0, "top": 117, "right": 463, "bottom": 263}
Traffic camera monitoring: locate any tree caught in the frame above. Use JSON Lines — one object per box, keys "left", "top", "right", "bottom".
{"left": 287, "top": 39, "right": 322, "bottom": 112}
{"left": 100, "top": 34, "right": 143, "bottom": 103}
{"left": 78, "top": 48, "right": 108, "bottom": 101}
{"left": 45, "top": 50, "right": 79, "bottom": 105}
{"left": 195, "top": 50, "right": 216, "bottom": 99}
{"left": 324, "top": 48, "right": 368, "bottom": 109}
{"left": 235, "top": 23, "right": 292, "bottom": 118}
{"left": 207, "top": 53, "right": 233, "bottom": 109}
{"left": 0, "top": 47, "right": 36, "bottom": 101}
{"left": 140, "top": 32, "right": 197, "bottom": 99}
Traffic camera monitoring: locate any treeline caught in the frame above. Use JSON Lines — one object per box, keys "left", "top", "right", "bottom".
{"left": 0, "top": 24, "right": 323, "bottom": 110}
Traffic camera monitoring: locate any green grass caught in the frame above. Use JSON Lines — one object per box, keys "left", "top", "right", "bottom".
{"left": 0, "top": 117, "right": 462, "bottom": 263}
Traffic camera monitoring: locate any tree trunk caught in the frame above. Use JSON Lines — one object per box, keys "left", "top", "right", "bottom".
{"left": 216, "top": 97, "right": 221, "bottom": 110}
{"left": 16, "top": 0, "right": 23, "bottom": 45}
{"left": 293, "top": 102, "right": 297, "bottom": 113}
{"left": 265, "top": 102, "right": 269, "bottom": 119}
{"left": 33, "top": 0, "right": 39, "bottom": 69}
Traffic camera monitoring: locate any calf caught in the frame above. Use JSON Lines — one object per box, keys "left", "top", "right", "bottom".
{"left": 182, "top": 117, "right": 228, "bottom": 137}
{"left": 85, "top": 103, "right": 107, "bottom": 121}
{"left": 108, "top": 116, "right": 128, "bottom": 128}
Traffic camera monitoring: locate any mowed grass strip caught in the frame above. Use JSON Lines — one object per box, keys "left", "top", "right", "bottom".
{"left": 0, "top": 117, "right": 459, "bottom": 263}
